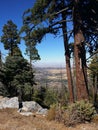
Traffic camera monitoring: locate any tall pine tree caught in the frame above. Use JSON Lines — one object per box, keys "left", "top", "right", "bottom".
{"left": 1, "top": 20, "right": 20, "bottom": 56}
{"left": 22, "top": 0, "right": 98, "bottom": 101}
{"left": 22, "top": 0, "right": 74, "bottom": 102}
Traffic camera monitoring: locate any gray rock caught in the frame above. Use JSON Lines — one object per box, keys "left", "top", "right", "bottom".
{"left": 37, "top": 108, "right": 48, "bottom": 115}
{"left": 4, "top": 97, "right": 18, "bottom": 108}
{"left": 22, "top": 101, "right": 42, "bottom": 112}
{"left": 0, "top": 97, "right": 18, "bottom": 109}
{"left": 0, "top": 97, "right": 48, "bottom": 115}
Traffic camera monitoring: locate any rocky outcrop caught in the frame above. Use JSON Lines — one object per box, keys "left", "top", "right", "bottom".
{"left": 0, "top": 97, "right": 18, "bottom": 109}
{"left": 0, "top": 97, "right": 47, "bottom": 115}
{"left": 22, "top": 101, "right": 42, "bottom": 112}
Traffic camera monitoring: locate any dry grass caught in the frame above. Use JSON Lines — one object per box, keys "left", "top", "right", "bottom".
{"left": 46, "top": 106, "right": 56, "bottom": 121}
{"left": 0, "top": 108, "right": 98, "bottom": 130}
{"left": 92, "top": 115, "right": 98, "bottom": 124}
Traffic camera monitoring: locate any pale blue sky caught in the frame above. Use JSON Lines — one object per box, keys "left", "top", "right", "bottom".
{"left": 0, "top": 0, "right": 65, "bottom": 67}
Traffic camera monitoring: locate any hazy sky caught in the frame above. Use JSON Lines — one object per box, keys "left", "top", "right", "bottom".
{"left": 0, "top": 0, "right": 65, "bottom": 67}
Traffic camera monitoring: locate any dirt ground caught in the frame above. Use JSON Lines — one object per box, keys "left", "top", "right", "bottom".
{"left": 0, "top": 108, "right": 98, "bottom": 130}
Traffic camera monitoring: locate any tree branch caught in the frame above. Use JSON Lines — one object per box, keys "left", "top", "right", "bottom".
{"left": 59, "top": 30, "right": 73, "bottom": 38}
{"left": 86, "top": 49, "right": 98, "bottom": 61}
{"left": 86, "top": 65, "right": 98, "bottom": 74}
{"left": 51, "top": 7, "right": 69, "bottom": 16}
{"left": 49, "top": 19, "right": 72, "bottom": 28}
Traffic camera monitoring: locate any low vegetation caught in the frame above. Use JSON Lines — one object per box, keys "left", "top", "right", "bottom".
{"left": 47, "top": 100, "right": 97, "bottom": 126}
{"left": 0, "top": 108, "right": 97, "bottom": 130}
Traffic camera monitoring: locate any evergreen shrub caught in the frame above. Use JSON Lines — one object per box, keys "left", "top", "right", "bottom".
{"left": 63, "top": 100, "right": 96, "bottom": 126}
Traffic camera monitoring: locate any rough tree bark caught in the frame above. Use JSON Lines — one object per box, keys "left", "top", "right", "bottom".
{"left": 73, "top": 0, "right": 89, "bottom": 100}
{"left": 62, "top": 8, "right": 74, "bottom": 102}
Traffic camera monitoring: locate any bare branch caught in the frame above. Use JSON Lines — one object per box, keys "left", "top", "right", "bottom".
{"left": 86, "top": 65, "right": 98, "bottom": 74}
{"left": 50, "top": 19, "right": 73, "bottom": 28}
{"left": 51, "top": 7, "right": 69, "bottom": 16}
{"left": 86, "top": 49, "right": 98, "bottom": 61}
{"left": 59, "top": 30, "right": 73, "bottom": 38}
{"left": 68, "top": 31, "right": 74, "bottom": 41}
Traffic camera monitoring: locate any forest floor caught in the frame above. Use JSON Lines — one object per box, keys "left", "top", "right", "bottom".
{"left": 0, "top": 108, "right": 98, "bottom": 130}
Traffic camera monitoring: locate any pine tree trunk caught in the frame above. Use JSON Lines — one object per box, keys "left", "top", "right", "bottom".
{"left": 65, "top": 51, "right": 74, "bottom": 102}
{"left": 62, "top": 12, "right": 74, "bottom": 103}
{"left": 73, "top": 0, "right": 89, "bottom": 100}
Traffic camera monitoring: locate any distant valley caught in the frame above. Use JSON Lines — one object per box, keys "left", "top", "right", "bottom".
{"left": 34, "top": 67, "right": 68, "bottom": 88}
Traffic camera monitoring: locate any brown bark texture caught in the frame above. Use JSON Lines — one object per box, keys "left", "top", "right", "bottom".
{"left": 73, "top": 0, "right": 89, "bottom": 100}
{"left": 62, "top": 11, "right": 74, "bottom": 103}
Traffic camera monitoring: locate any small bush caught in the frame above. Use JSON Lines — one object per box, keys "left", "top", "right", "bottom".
{"left": 55, "top": 104, "right": 64, "bottom": 122}
{"left": 63, "top": 100, "right": 96, "bottom": 126}
{"left": 46, "top": 105, "right": 56, "bottom": 121}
